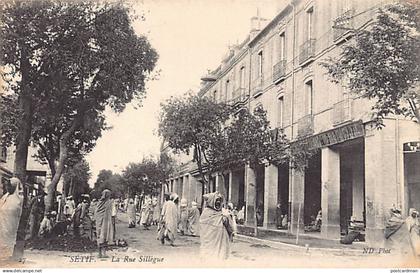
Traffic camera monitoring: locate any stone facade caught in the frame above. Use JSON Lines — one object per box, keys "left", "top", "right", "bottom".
{"left": 162, "top": 0, "right": 420, "bottom": 246}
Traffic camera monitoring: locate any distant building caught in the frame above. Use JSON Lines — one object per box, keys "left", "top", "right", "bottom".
{"left": 0, "top": 145, "right": 49, "bottom": 198}
{"left": 161, "top": 0, "right": 420, "bottom": 247}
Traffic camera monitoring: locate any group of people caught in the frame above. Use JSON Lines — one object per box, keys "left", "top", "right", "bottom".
{"left": 156, "top": 191, "right": 237, "bottom": 260}
{"left": 126, "top": 196, "right": 160, "bottom": 229}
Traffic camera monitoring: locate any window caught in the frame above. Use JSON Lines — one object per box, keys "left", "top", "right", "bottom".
{"left": 279, "top": 32, "right": 286, "bottom": 61}
{"left": 258, "top": 51, "right": 263, "bottom": 77}
{"left": 277, "top": 96, "right": 284, "bottom": 128}
{"left": 213, "top": 90, "right": 217, "bottom": 101}
{"left": 0, "top": 146, "right": 6, "bottom": 162}
{"left": 239, "top": 66, "right": 246, "bottom": 89}
{"left": 307, "top": 7, "right": 314, "bottom": 40}
{"left": 305, "top": 80, "right": 313, "bottom": 115}
{"left": 225, "top": 80, "right": 230, "bottom": 101}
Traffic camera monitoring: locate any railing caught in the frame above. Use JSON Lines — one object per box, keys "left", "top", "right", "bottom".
{"left": 297, "top": 114, "right": 314, "bottom": 136}
{"left": 299, "top": 39, "right": 316, "bottom": 65}
{"left": 332, "top": 99, "right": 352, "bottom": 125}
{"left": 252, "top": 76, "right": 263, "bottom": 97}
{"left": 272, "top": 60, "right": 287, "bottom": 83}
{"left": 229, "top": 89, "right": 249, "bottom": 107}
{"left": 333, "top": 9, "right": 355, "bottom": 42}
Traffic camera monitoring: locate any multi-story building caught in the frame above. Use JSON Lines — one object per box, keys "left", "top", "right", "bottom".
{"left": 162, "top": 0, "right": 420, "bottom": 246}
{"left": 0, "top": 145, "right": 49, "bottom": 198}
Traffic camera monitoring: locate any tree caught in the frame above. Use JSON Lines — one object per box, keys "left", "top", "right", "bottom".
{"left": 63, "top": 159, "right": 91, "bottom": 202}
{"left": 122, "top": 157, "right": 167, "bottom": 198}
{"left": 321, "top": 2, "right": 420, "bottom": 127}
{"left": 159, "top": 94, "right": 293, "bottom": 193}
{"left": 0, "top": 1, "right": 158, "bottom": 215}
{"left": 158, "top": 94, "right": 231, "bottom": 191}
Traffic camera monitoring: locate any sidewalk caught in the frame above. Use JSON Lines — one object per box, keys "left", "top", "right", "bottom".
{"left": 236, "top": 225, "right": 366, "bottom": 255}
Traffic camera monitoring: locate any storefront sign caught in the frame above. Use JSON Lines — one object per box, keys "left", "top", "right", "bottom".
{"left": 305, "top": 120, "right": 365, "bottom": 150}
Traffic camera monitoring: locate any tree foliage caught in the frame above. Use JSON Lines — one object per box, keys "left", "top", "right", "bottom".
{"left": 158, "top": 95, "right": 232, "bottom": 185}
{"left": 92, "top": 169, "right": 125, "bottom": 199}
{"left": 0, "top": 0, "right": 158, "bottom": 211}
{"left": 322, "top": 2, "right": 420, "bottom": 127}
{"left": 158, "top": 94, "right": 317, "bottom": 191}
{"left": 122, "top": 157, "right": 166, "bottom": 197}
{"left": 63, "top": 159, "right": 91, "bottom": 201}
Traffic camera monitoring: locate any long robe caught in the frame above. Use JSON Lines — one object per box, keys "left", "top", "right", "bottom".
{"left": 179, "top": 206, "right": 188, "bottom": 233}
{"left": 95, "top": 190, "right": 114, "bottom": 246}
{"left": 140, "top": 202, "right": 152, "bottom": 226}
{"left": 160, "top": 200, "right": 178, "bottom": 242}
{"left": 127, "top": 202, "right": 136, "bottom": 227}
{"left": 199, "top": 192, "right": 233, "bottom": 260}
{"left": 0, "top": 179, "right": 23, "bottom": 260}
{"left": 187, "top": 206, "right": 200, "bottom": 236}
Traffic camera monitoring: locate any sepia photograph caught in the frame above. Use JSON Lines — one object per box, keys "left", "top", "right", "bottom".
{"left": 0, "top": 0, "right": 419, "bottom": 271}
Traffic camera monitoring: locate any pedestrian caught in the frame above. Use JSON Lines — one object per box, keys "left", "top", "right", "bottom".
{"left": 39, "top": 212, "right": 53, "bottom": 238}
{"left": 187, "top": 201, "right": 200, "bottom": 236}
{"left": 226, "top": 202, "right": 237, "bottom": 241}
{"left": 159, "top": 193, "right": 178, "bottom": 246}
{"left": 73, "top": 196, "right": 89, "bottom": 237}
{"left": 64, "top": 196, "right": 75, "bottom": 219}
{"left": 237, "top": 206, "right": 245, "bottom": 225}
{"left": 28, "top": 192, "right": 45, "bottom": 239}
{"left": 0, "top": 177, "right": 23, "bottom": 260}
{"left": 140, "top": 197, "right": 152, "bottom": 230}
{"left": 179, "top": 198, "right": 188, "bottom": 235}
{"left": 95, "top": 189, "right": 114, "bottom": 258}
{"left": 111, "top": 198, "right": 118, "bottom": 243}
{"left": 127, "top": 198, "right": 136, "bottom": 228}
{"left": 199, "top": 191, "right": 234, "bottom": 260}
{"left": 152, "top": 197, "right": 160, "bottom": 225}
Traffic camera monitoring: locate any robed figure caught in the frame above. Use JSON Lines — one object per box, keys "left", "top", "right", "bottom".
{"left": 95, "top": 189, "right": 114, "bottom": 258}
{"left": 199, "top": 192, "right": 234, "bottom": 260}
{"left": 0, "top": 178, "right": 23, "bottom": 260}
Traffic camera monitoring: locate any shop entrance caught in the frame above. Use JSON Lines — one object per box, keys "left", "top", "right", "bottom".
{"left": 304, "top": 152, "right": 321, "bottom": 228}
{"left": 338, "top": 138, "right": 365, "bottom": 236}
{"left": 404, "top": 142, "right": 420, "bottom": 214}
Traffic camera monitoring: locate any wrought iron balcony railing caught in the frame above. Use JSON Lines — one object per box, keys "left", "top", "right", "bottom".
{"left": 299, "top": 39, "right": 316, "bottom": 65}
{"left": 273, "top": 60, "right": 287, "bottom": 83}
{"left": 229, "top": 89, "right": 249, "bottom": 107}
{"left": 333, "top": 9, "right": 355, "bottom": 42}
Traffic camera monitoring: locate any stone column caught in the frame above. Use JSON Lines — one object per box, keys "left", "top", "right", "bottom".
{"left": 263, "top": 163, "right": 278, "bottom": 229}
{"left": 189, "top": 175, "right": 197, "bottom": 203}
{"left": 215, "top": 173, "right": 226, "bottom": 196}
{"left": 364, "top": 121, "right": 398, "bottom": 247}
{"left": 182, "top": 175, "right": 190, "bottom": 202}
{"left": 229, "top": 171, "right": 240, "bottom": 206}
{"left": 290, "top": 168, "right": 305, "bottom": 234}
{"left": 321, "top": 147, "right": 341, "bottom": 240}
{"left": 245, "top": 165, "right": 257, "bottom": 226}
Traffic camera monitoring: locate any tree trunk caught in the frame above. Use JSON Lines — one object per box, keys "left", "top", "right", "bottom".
{"left": 12, "top": 46, "right": 33, "bottom": 260}
{"left": 44, "top": 117, "right": 81, "bottom": 213}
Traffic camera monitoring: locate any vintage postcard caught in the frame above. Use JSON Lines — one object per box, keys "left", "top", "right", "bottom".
{"left": 0, "top": 0, "right": 419, "bottom": 271}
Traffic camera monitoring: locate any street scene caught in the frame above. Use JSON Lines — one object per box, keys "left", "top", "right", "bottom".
{"left": 0, "top": 0, "right": 419, "bottom": 270}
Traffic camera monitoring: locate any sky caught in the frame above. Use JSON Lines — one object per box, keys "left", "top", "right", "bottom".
{"left": 85, "top": 0, "right": 282, "bottom": 184}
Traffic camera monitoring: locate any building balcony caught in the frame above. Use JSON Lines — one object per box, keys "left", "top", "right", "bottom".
{"left": 299, "top": 39, "right": 316, "bottom": 65}
{"left": 252, "top": 76, "right": 263, "bottom": 97}
{"left": 229, "top": 89, "right": 249, "bottom": 107}
{"left": 273, "top": 60, "right": 287, "bottom": 84}
{"left": 297, "top": 114, "right": 314, "bottom": 136}
{"left": 333, "top": 9, "right": 355, "bottom": 43}
{"left": 332, "top": 99, "right": 352, "bottom": 126}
